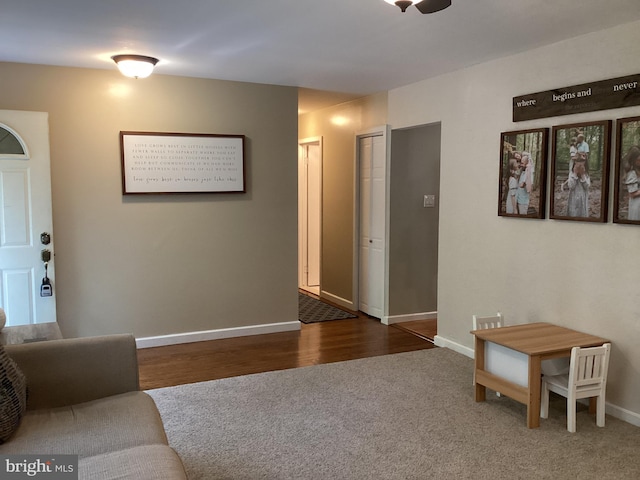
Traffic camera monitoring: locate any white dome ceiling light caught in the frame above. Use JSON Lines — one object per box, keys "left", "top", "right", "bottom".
{"left": 111, "top": 54, "right": 159, "bottom": 79}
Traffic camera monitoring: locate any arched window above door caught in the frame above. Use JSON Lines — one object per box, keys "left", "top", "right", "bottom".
{"left": 0, "top": 124, "right": 29, "bottom": 158}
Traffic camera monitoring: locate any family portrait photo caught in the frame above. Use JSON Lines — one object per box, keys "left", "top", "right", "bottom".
{"left": 614, "top": 116, "right": 640, "bottom": 224}
{"left": 550, "top": 121, "right": 611, "bottom": 222}
{"left": 498, "top": 128, "right": 548, "bottom": 218}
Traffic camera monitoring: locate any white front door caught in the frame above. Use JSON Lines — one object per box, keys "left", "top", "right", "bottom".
{"left": 0, "top": 110, "right": 56, "bottom": 326}
{"left": 358, "top": 133, "right": 386, "bottom": 318}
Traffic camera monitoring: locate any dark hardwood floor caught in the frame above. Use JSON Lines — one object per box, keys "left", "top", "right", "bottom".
{"left": 138, "top": 309, "right": 435, "bottom": 390}
{"left": 393, "top": 318, "right": 437, "bottom": 342}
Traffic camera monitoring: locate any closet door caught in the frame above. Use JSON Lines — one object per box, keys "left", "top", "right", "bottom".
{"left": 358, "top": 134, "right": 385, "bottom": 318}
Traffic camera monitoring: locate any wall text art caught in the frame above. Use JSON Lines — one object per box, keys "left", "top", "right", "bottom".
{"left": 513, "top": 74, "right": 640, "bottom": 122}
{"left": 120, "top": 131, "right": 245, "bottom": 194}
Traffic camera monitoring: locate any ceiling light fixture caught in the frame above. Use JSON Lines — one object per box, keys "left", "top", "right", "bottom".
{"left": 384, "top": 0, "right": 414, "bottom": 11}
{"left": 384, "top": 0, "right": 451, "bottom": 14}
{"left": 111, "top": 54, "right": 159, "bottom": 79}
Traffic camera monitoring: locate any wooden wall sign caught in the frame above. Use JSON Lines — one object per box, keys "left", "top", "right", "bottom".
{"left": 513, "top": 74, "right": 640, "bottom": 122}
{"left": 120, "top": 131, "right": 245, "bottom": 194}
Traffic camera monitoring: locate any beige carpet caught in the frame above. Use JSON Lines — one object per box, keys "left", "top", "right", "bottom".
{"left": 148, "top": 348, "right": 640, "bottom": 479}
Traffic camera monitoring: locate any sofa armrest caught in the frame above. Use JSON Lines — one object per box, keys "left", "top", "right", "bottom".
{"left": 5, "top": 334, "right": 140, "bottom": 410}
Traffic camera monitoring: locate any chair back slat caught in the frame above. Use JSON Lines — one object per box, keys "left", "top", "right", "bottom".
{"left": 472, "top": 313, "right": 504, "bottom": 331}
{"left": 569, "top": 344, "right": 611, "bottom": 389}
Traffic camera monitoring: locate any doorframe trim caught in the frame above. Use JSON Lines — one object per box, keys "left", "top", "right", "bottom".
{"left": 353, "top": 125, "right": 391, "bottom": 318}
{"left": 298, "top": 136, "right": 323, "bottom": 293}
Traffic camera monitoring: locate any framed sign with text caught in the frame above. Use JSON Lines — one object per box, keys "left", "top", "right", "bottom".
{"left": 513, "top": 74, "right": 640, "bottom": 122}
{"left": 120, "top": 131, "right": 245, "bottom": 194}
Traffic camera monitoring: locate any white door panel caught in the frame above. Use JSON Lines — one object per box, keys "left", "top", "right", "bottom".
{"left": 1, "top": 170, "right": 31, "bottom": 246}
{"left": 3, "top": 269, "right": 34, "bottom": 325}
{"left": 358, "top": 134, "right": 386, "bottom": 318}
{"left": 0, "top": 110, "right": 56, "bottom": 326}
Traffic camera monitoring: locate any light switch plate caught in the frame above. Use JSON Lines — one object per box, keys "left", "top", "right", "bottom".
{"left": 423, "top": 194, "right": 436, "bottom": 208}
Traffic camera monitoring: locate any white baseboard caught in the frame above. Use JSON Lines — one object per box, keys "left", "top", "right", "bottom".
{"left": 603, "top": 400, "right": 640, "bottom": 427}
{"left": 136, "top": 321, "right": 301, "bottom": 349}
{"left": 434, "top": 335, "right": 474, "bottom": 358}
{"left": 435, "top": 334, "right": 640, "bottom": 428}
{"left": 383, "top": 311, "right": 437, "bottom": 326}
{"left": 320, "top": 290, "right": 355, "bottom": 310}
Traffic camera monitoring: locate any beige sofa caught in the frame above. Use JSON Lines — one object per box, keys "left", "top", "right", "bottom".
{"left": 0, "top": 334, "right": 187, "bottom": 480}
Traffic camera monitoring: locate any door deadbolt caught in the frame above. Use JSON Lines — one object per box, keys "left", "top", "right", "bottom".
{"left": 41, "top": 232, "right": 51, "bottom": 245}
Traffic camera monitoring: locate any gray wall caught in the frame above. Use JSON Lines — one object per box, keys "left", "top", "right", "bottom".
{"left": 389, "top": 124, "right": 440, "bottom": 316}
{"left": 0, "top": 62, "right": 298, "bottom": 339}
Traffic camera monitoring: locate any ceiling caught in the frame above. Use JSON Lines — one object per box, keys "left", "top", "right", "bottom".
{"left": 2, "top": 0, "right": 640, "bottom": 113}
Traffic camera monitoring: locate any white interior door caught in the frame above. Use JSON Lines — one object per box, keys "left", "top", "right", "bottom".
{"left": 0, "top": 110, "right": 56, "bottom": 326}
{"left": 358, "top": 133, "right": 385, "bottom": 318}
{"left": 298, "top": 138, "right": 321, "bottom": 294}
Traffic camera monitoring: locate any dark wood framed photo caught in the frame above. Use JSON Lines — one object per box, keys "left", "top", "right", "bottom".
{"left": 498, "top": 128, "right": 548, "bottom": 218}
{"left": 120, "top": 131, "right": 246, "bottom": 194}
{"left": 549, "top": 120, "right": 611, "bottom": 222}
{"left": 613, "top": 116, "right": 640, "bottom": 224}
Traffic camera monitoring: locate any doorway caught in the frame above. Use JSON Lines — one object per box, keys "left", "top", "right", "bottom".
{"left": 0, "top": 110, "right": 57, "bottom": 327}
{"left": 386, "top": 122, "right": 441, "bottom": 328}
{"left": 298, "top": 137, "right": 322, "bottom": 295}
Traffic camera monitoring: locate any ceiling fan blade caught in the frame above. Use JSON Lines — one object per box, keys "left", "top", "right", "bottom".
{"left": 415, "top": 0, "right": 452, "bottom": 14}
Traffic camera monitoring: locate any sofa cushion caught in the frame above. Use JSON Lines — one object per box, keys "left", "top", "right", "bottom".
{"left": 5, "top": 334, "right": 140, "bottom": 410}
{"left": 0, "top": 344, "right": 27, "bottom": 443}
{"left": 0, "top": 391, "right": 168, "bottom": 457}
{"left": 79, "top": 445, "right": 187, "bottom": 480}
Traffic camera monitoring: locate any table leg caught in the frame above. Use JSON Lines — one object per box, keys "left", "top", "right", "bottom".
{"left": 474, "top": 336, "right": 486, "bottom": 402}
{"left": 527, "top": 354, "right": 542, "bottom": 428}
